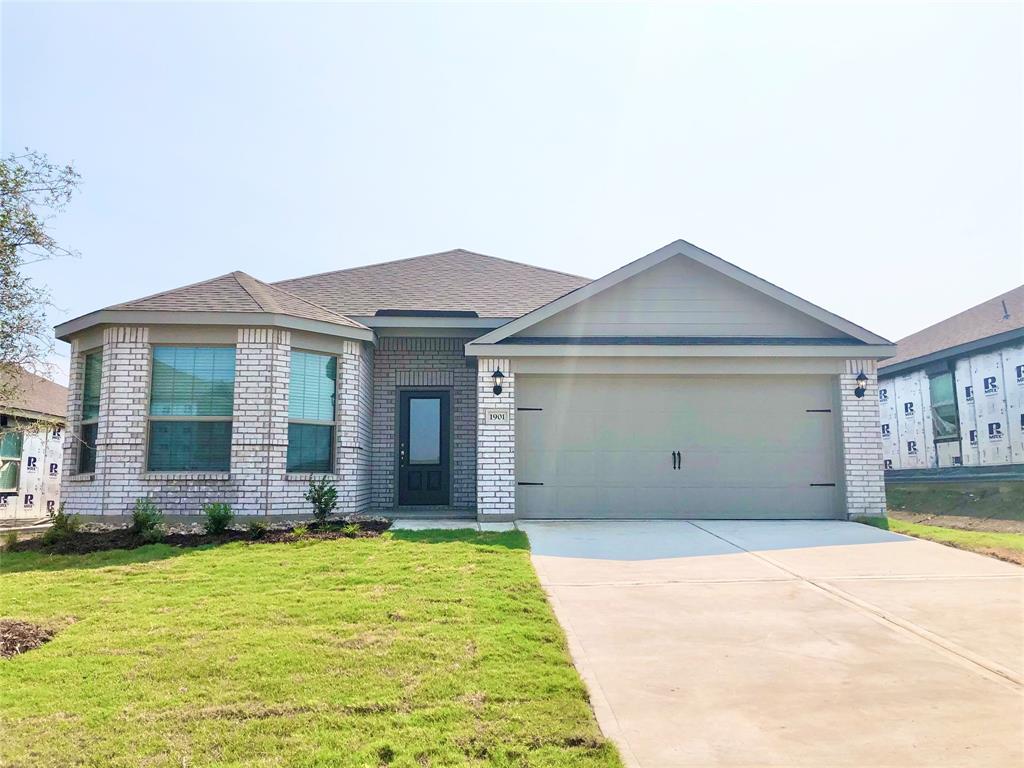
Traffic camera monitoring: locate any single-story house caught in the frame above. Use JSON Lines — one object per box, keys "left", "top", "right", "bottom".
{"left": 1, "top": 367, "right": 67, "bottom": 519}
{"left": 879, "top": 285, "right": 1023, "bottom": 471}
{"left": 55, "top": 240, "right": 894, "bottom": 521}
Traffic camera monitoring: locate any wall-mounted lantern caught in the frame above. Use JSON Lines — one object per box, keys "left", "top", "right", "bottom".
{"left": 491, "top": 368, "right": 505, "bottom": 396}
{"left": 854, "top": 371, "right": 868, "bottom": 399}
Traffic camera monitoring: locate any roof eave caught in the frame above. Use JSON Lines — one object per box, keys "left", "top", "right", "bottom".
{"left": 879, "top": 327, "right": 1024, "bottom": 378}
{"left": 54, "top": 310, "right": 376, "bottom": 343}
{"left": 465, "top": 340, "right": 896, "bottom": 359}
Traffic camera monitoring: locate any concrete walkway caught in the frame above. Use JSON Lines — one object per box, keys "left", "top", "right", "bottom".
{"left": 520, "top": 520, "right": 1024, "bottom": 768}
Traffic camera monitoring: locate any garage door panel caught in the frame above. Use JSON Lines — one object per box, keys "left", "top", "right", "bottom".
{"left": 516, "top": 374, "right": 839, "bottom": 519}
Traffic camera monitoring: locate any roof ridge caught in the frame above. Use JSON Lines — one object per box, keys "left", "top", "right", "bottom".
{"left": 230, "top": 271, "right": 277, "bottom": 313}
{"left": 263, "top": 280, "right": 371, "bottom": 330}
{"left": 273, "top": 248, "right": 589, "bottom": 286}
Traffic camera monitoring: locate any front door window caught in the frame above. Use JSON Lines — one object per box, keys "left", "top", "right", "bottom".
{"left": 398, "top": 391, "right": 450, "bottom": 506}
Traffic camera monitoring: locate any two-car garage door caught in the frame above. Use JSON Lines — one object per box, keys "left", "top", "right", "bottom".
{"left": 515, "top": 374, "right": 841, "bottom": 519}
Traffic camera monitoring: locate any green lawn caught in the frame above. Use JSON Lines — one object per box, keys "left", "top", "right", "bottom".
{"left": 857, "top": 516, "right": 1024, "bottom": 566}
{"left": 0, "top": 531, "right": 620, "bottom": 768}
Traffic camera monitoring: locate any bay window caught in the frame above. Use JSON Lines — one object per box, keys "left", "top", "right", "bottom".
{"left": 147, "top": 347, "right": 235, "bottom": 472}
{"left": 288, "top": 350, "right": 336, "bottom": 473}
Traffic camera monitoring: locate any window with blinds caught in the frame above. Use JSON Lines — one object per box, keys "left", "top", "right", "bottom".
{"left": 288, "top": 350, "right": 336, "bottom": 473}
{"left": 79, "top": 350, "right": 102, "bottom": 473}
{"left": 147, "top": 347, "right": 236, "bottom": 472}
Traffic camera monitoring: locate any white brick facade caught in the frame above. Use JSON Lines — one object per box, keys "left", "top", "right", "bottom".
{"left": 61, "top": 326, "right": 375, "bottom": 518}
{"left": 475, "top": 357, "right": 515, "bottom": 519}
{"left": 839, "top": 359, "right": 887, "bottom": 518}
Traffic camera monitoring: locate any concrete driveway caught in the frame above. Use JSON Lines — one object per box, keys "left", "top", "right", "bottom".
{"left": 520, "top": 520, "right": 1023, "bottom": 768}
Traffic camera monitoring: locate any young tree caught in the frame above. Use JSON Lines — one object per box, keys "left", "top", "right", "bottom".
{"left": 0, "top": 150, "right": 81, "bottom": 405}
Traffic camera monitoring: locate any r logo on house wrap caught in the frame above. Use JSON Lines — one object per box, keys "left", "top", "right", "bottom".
{"left": 49, "top": 463, "right": 59, "bottom": 476}
{"left": 26, "top": 456, "right": 37, "bottom": 471}
{"left": 903, "top": 402, "right": 914, "bottom": 416}
{"left": 907, "top": 440, "right": 917, "bottom": 455}
{"left": 23, "top": 494, "right": 34, "bottom": 508}
{"left": 965, "top": 385, "right": 974, "bottom": 403}
{"left": 988, "top": 422, "right": 1004, "bottom": 440}
{"left": 878, "top": 388, "right": 888, "bottom": 403}
{"left": 983, "top": 376, "right": 999, "bottom": 395}
{"left": 881, "top": 424, "right": 890, "bottom": 437}
{"left": 883, "top": 459, "right": 893, "bottom": 470}
{"left": 1016, "top": 364, "right": 1023, "bottom": 385}
{"left": 969, "top": 429, "right": 978, "bottom": 446}
{"left": 47, "top": 500, "right": 55, "bottom": 513}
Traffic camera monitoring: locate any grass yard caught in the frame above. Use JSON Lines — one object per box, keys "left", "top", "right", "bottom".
{"left": 0, "top": 530, "right": 621, "bottom": 768}
{"left": 858, "top": 515, "right": 1024, "bottom": 566}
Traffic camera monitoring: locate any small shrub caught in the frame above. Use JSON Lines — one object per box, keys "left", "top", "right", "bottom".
{"left": 140, "top": 527, "right": 164, "bottom": 544}
{"left": 292, "top": 524, "right": 309, "bottom": 539}
{"left": 3, "top": 530, "right": 18, "bottom": 548}
{"left": 131, "top": 498, "right": 164, "bottom": 535}
{"left": 304, "top": 477, "right": 338, "bottom": 524}
{"left": 202, "top": 502, "right": 233, "bottom": 535}
{"left": 247, "top": 520, "right": 268, "bottom": 539}
{"left": 341, "top": 523, "right": 361, "bottom": 538}
{"left": 42, "top": 503, "right": 81, "bottom": 545}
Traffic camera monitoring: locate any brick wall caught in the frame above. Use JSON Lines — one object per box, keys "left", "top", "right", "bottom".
{"left": 839, "top": 359, "right": 887, "bottom": 518}
{"left": 371, "top": 337, "right": 477, "bottom": 509}
{"left": 61, "top": 326, "right": 375, "bottom": 517}
{"left": 476, "top": 357, "right": 515, "bottom": 519}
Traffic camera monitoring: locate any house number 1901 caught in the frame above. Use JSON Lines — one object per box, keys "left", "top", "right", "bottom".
{"left": 485, "top": 409, "right": 510, "bottom": 424}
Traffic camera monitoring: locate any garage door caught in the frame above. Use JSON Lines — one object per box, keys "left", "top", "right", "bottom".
{"left": 516, "top": 374, "right": 840, "bottom": 519}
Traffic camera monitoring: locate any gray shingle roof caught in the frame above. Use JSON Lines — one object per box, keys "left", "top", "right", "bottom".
{"left": 273, "top": 249, "right": 590, "bottom": 318}
{"left": 108, "top": 272, "right": 368, "bottom": 329}
{"left": 1, "top": 367, "right": 67, "bottom": 420}
{"left": 880, "top": 285, "right": 1024, "bottom": 372}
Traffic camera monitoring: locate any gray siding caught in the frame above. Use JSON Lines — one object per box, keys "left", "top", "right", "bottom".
{"left": 519, "top": 255, "right": 849, "bottom": 339}
{"left": 371, "top": 337, "right": 477, "bottom": 509}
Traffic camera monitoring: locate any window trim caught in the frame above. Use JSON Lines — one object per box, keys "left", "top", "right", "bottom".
{"left": 927, "top": 369, "right": 960, "bottom": 443}
{"left": 78, "top": 348, "right": 103, "bottom": 474}
{"left": 287, "top": 348, "right": 338, "bottom": 474}
{"left": 146, "top": 344, "right": 236, "bottom": 473}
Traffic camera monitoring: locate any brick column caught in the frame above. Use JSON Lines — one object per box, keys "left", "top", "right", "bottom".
{"left": 231, "top": 328, "right": 291, "bottom": 516}
{"left": 96, "top": 327, "right": 151, "bottom": 515}
{"left": 335, "top": 340, "right": 373, "bottom": 514}
{"left": 476, "top": 357, "right": 515, "bottom": 520}
{"left": 839, "top": 359, "right": 887, "bottom": 518}
{"left": 62, "top": 338, "right": 86, "bottom": 478}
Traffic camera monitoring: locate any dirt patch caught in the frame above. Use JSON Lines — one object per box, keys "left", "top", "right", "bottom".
{"left": 0, "top": 619, "right": 56, "bottom": 658}
{"left": 6, "top": 518, "right": 392, "bottom": 556}
{"left": 887, "top": 509, "right": 1024, "bottom": 535}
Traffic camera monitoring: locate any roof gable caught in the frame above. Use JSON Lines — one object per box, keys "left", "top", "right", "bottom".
{"left": 473, "top": 240, "right": 891, "bottom": 346}
{"left": 273, "top": 249, "right": 589, "bottom": 318}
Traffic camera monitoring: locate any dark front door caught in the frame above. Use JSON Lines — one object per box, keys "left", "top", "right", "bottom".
{"left": 398, "top": 390, "right": 451, "bottom": 506}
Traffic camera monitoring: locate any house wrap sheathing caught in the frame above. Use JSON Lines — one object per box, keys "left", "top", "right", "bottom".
{"left": 879, "top": 287, "right": 1023, "bottom": 470}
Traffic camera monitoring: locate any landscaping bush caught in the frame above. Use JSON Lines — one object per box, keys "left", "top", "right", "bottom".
{"left": 292, "top": 524, "right": 309, "bottom": 539}
{"left": 3, "top": 530, "right": 18, "bottom": 549}
{"left": 42, "top": 503, "right": 80, "bottom": 545}
{"left": 202, "top": 502, "right": 233, "bottom": 535}
{"left": 246, "top": 520, "right": 268, "bottom": 539}
{"left": 341, "top": 523, "right": 361, "bottom": 537}
{"left": 304, "top": 477, "right": 337, "bottom": 523}
{"left": 131, "top": 498, "right": 164, "bottom": 535}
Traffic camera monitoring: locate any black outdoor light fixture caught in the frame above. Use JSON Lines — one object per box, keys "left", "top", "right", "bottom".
{"left": 854, "top": 371, "right": 868, "bottom": 399}
{"left": 491, "top": 368, "right": 505, "bottom": 396}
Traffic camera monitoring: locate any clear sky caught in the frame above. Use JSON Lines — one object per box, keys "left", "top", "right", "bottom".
{"left": 3, "top": 1, "right": 1021, "bottom": 383}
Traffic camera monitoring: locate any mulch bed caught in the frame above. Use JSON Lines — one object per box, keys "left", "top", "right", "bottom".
{"left": 5, "top": 518, "right": 392, "bottom": 556}
{"left": 0, "top": 619, "right": 56, "bottom": 658}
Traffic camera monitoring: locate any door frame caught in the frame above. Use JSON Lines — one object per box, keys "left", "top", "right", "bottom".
{"left": 395, "top": 387, "right": 453, "bottom": 507}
